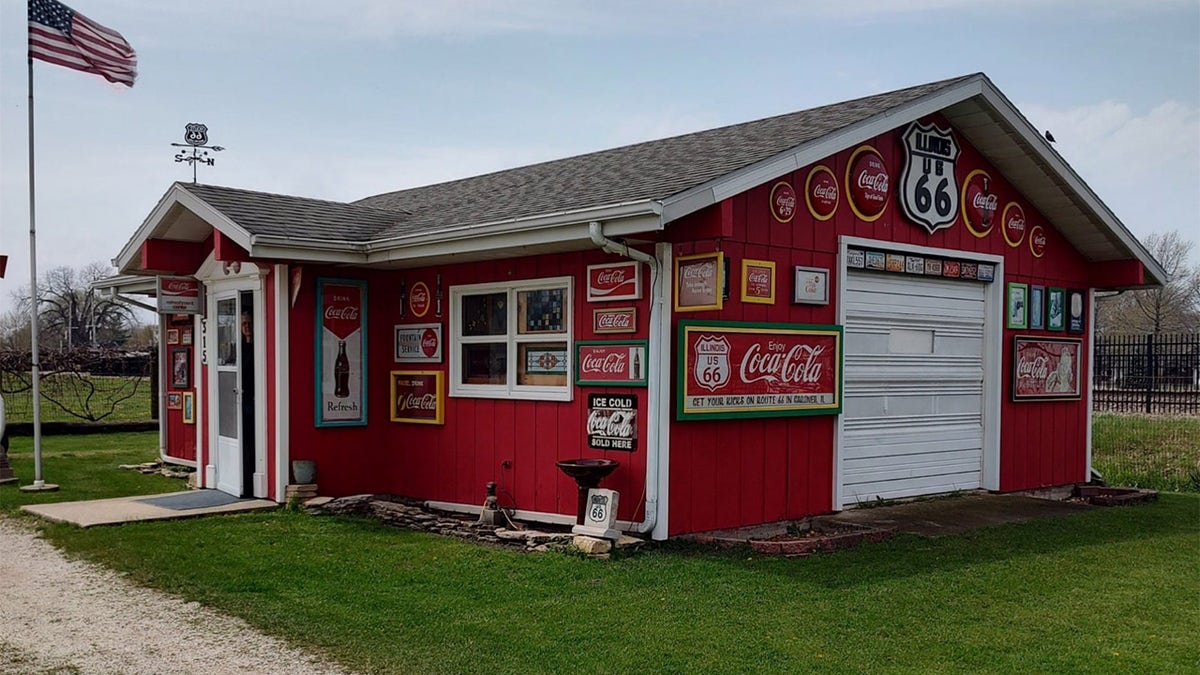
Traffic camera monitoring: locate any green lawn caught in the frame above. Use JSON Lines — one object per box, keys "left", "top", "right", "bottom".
{"left": 3, "top": 432, "right": 1198, "bottom": 673}
{"left": 2, "top": 372, "right": 153, "bottom": 424}
{"left": 1092, "top": 413, "right": 1200, "bottom": 492}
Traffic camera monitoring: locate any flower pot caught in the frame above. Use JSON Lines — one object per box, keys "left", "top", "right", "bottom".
{"left": 291, "top": 460, "right": 316, "bottom": 485}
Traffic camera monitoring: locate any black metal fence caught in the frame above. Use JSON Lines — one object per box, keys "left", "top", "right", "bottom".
{"left": 1094, "top": 333, "right": 1200, "bottom": 415}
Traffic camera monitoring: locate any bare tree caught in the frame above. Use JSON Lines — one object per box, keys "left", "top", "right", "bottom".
{"left": 1097, "top": 231, "right": 1200, "bottom": 335}
{"left": 7, "top": 261, "right": 137, "bottom": 349}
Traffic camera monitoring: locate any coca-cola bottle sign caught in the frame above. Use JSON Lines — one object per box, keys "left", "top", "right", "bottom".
{"left": 576, "top": 342, "right": 647, "bottom": 386}
{"left": 317, "top": 278, "right": 367, "bottom": 427}
{"left": 845, "top": 145, "right": 889, "bottom": 222}
{"left": 805, "top": 165, "right": 839, "bottom": 221}
{"left": 962, "top": 169, "right": 998, "bottom": 238}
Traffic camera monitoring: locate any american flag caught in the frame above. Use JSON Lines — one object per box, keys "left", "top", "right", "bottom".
{"left": 28, "top": 0, "right": 137, "bottom": 87}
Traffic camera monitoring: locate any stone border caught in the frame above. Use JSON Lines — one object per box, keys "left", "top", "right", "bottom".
{"left": 683, "top": 517, "right": 896, "bottom": 557}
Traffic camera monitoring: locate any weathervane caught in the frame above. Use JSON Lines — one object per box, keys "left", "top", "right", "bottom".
{"left": 171, "top": 123, "right": 225, "bottom": 183}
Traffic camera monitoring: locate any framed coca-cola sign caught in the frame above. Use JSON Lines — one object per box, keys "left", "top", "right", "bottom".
{"left": 575, "top": 340, "right": 648, "bottom": 387}
{"left": 593, "top": 307, "right": 636, "bottom": 334}
{"left": 1012, "top": 336, "right": 1082, "bottom": 401}
{"left": 587, "top": 261, "right": 641, "bottom": 302}
{"left": 394, "top": 323, "right": 443, "bottom": 363}
{"left": 390, "top": 370, "right": 445, "bottom": 424}
{"left": 316, "top": 278, "right": 367, "bottom": 427}
{"left": 678, "top": 320, "right": 843, "bottom": 420}
{"left": 674, "top": 251, "right": 723, "bottom": 312}
{"left": 156, "top": 276, "right": 202, "bottom": 314}
{"left": 741, "top": 259, "right": 776, "bottom": 304}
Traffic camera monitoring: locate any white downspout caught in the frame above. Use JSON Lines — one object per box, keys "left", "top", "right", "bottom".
{"left": 588, "top": 222, "right": 668, "bottom": 539}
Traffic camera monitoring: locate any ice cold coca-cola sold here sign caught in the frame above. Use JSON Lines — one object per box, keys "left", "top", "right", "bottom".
{"left": 678, "top": 321, "right": 842, "bottom": 420}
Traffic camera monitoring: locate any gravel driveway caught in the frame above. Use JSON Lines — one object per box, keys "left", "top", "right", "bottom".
{"left": 0, "top": 518, "right": 350, "bottom": 675}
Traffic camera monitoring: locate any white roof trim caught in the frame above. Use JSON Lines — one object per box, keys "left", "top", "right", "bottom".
{"left": 113, "top": 183, "right": 256, "bottom": 273}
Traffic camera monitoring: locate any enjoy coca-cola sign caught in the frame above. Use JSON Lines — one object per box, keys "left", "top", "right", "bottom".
{"left": 593, "top": 307, "right": 636, "bottom": 334}
{"left": 390, "top": 371, "right": 444, "bottom": 424}
{"left": 805, "top": 165, "right": 839, "bottom": 221}
{"left": 1012, "top": 337, "right": 1081, "bottom": 400}
{"left": 587, "top": 261, "right": 642, "bottom": 302}
{"left": 770, "top": 181, "right": 797, "bottom": 223}
{"left": 846, "top": 146, "right": 889, "bottom": 221}
{"left": 576, "top": 341, "right": 647, "bottom": 386}
{"left": 679, "top": 321, "right": 842, "bottom": 419}
{"left": 156, "top": 276, "right": 202, "bottom": 314}
{"left": 394, "top": 323, "right": 443, "bottom": 363}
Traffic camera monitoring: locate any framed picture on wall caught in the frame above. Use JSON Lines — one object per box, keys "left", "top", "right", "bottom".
{"left": 1029, "top": 285, "right": 1046, "bottom": 330}
{"left": 1006, "top": 283, "right": 1028, "bottom": 330}
{"left": 1047, "top": 287, "right": 1066, "bottom": 331}
{"left": 166, "top": 392, "right": 182, "bottom": 410}
{"left": 1012, "top": 336, "right": 1082, "bottom": 401}
{"left": 1067, "top": 289, "right": 1086, "bottom": 334}
{"left": 740, "top": 259, "right": 776, "bottom": 304}
{"left": 166, "top": 329, "right": 180, "bottom": 345}
{"left": 793, "top": 266, "right": 830, "bottom": 305}
{"left": 169, "top": 347, "right": 190, "bottom": 389}
{"left": 182, "top": 392, "right": 195, "bottom": 424}
{"left": 674, "top": 251, "right": 723, "bottom": 312}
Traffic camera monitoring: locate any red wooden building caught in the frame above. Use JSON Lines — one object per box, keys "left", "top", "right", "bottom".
{"left": 102, "top": 73, "right": 1163, "bottom": 539}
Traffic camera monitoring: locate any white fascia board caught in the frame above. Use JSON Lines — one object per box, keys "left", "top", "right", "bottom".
{"left": 91, "top": 274, "right": 156, "bottom": 294}
{"left": 660, "top": 77, "right": 987, "bottom": 223}
{"left": 114, "top": 184, "right": 256, "bottom": 273}
{"left": 975, "top": 82, "right": 1169, "bottom": 286}
{"left": 363, "top": 200, "right": 663, "bottom": 252}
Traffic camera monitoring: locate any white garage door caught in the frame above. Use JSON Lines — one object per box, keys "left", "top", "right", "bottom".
{"left": 840, "top": 271, "right": 986, "bottom": 506}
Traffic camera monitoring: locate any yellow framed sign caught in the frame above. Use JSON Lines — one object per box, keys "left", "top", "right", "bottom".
{"left": 390, "top": 370, "right": 445, "bottom": 424}
{"left": 740, "top": 259, "right": 776, "bottom": 304}
{"left": 674, "top": 251, "right": 724, "bottom": 312}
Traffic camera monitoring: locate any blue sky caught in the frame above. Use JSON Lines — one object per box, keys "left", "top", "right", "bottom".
{"left": 1, "top": 0, "right": 1197, "bottom": 309}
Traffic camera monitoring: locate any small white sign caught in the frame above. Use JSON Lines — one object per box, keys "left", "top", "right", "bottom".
{"left": 394, "top": 323, "right": 443, "bottom": 363}
{"left": 573, "top": 488, "right": 622, "bottom": 540}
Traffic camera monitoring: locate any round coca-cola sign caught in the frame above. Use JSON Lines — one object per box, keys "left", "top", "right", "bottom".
{"left": 845, "top": 145, "right": 889, "bottom": 222}
{"left": 805, "top": 165, "right": 838, "bottom": 221}
{"left": 961, "top": 169, "right": 998, "bottom": 238}
{"left": 420, "top": 328, "right": 438, "bottom": 357}
{"left": 409, "top": 281, "right": 431, "bottom": 317}
{"left": 769, "top": 181, "right": 797, "bottom": 223}
{"left": 1002, "top": 202, "right": 1027, "bottom": 247}
{"left": 1028, "top": 224, "right": 1047, "bottom": 258}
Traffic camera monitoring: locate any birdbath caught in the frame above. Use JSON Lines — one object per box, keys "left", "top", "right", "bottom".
{"left": 555, "top": 458, "right": 619, "bottom": 525}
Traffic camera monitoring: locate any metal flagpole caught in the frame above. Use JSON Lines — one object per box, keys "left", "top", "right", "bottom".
{"left": 22, "top": 55, "right": 57, "bottom": 493}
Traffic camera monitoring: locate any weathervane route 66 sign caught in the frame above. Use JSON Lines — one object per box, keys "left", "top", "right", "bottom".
{"left": 899, "top": 121, "right": 961, "bottom": 234}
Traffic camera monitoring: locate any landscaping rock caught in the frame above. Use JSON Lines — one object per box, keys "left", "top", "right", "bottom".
{"left": 572, "top": 535, "right": 612, "bottom": 556}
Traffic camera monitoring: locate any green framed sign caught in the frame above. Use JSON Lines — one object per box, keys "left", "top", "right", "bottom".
{"left": 677, "top": 320, "right": 843, "bottom": 420}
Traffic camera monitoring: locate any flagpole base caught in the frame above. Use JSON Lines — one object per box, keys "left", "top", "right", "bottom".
{"left": 20, "top": 480, "right": 59, "bottom": 493}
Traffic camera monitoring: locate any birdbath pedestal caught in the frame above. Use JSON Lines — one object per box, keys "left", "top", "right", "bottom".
{"left": 555, "top": 458, "right": 619, "bottom": 525}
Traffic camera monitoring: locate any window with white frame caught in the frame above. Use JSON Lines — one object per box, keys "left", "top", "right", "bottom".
{"left": 450, "top": 276, "right": 573, "bottom": 401}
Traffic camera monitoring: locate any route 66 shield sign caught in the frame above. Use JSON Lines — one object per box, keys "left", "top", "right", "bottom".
{"left": 899, "top": 121, "right": 961, "bottom": 234}
{"left": 693, "top": 335, "right": 730, "bottom": 392}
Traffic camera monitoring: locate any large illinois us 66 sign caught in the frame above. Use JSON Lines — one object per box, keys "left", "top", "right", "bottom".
{"left": 677, "top": 320, "right": 843, "bottom": 420}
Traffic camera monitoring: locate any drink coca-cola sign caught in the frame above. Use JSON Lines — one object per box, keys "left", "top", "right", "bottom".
{"left": 1029, "top": 224, "right": 1047, "bottom": 258}
{"left": 587, "top": 261, "right": 641, "bottom": 302}
{"left": 587, "top": 393, "right": 637, "bottom": 451}
{"left": 679, "top": 321, "right": 842, "bottom": 419}
{"left": 390, "top": 370, "right": 444, "bottom": 424}
{"left": 1012, "top": 337, "right": 1081, "bottom": 400}
{"left": 409, "top": 281, "right": 431, "bottom": 317}
{"left": 593, "top": 307, "right": 636, "bottom": 334}
{"left": 805, "top": 165, "right": 839, "bottom": 221}
{"left": 961, "top": 169, "right": 998, "bottom": 238}
{"left": 156, "top": 276, "right": 202, "bottom": 314}
{"left": 317, "top": 278, "right": 367, "bottom": 427}
{"left": 674, "top": 251, "right": 723, "bottom": 312}
{"left": 845, "top": 145, "right": 889, "bottom": 222}
{"left": 741, "top": 259, "right": 776, "bottom": 303}
{"left": 1002, "top": 202, "right": 1027, "bottom": 248}
{"left": 575, "top": 341, "right": 648, "bottom": 387}
{"left": 394, "top": 323, "right": 443, "bottom": 363}
{"left": 769, "top": 180, "right": 797, "bottom": 223}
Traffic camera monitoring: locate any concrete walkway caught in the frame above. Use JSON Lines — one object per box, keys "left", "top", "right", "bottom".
{"left": 825, "top": 492, "right": 1094, "bottom": 537}
{"left": 21, "top": 490, "right": 277, "bottom": 527}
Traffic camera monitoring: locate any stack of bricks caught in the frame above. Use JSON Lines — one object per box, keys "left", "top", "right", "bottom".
{"left": 285, "top": 483, "right": 319, "bottom": 502}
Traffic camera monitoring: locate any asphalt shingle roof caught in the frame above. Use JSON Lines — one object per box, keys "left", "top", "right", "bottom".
{"left": 183, "top": 75, "right": 976, "bottom": 244}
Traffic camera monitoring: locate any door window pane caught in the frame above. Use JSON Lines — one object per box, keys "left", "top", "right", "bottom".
{"left": 217, "top": 298, "right": 237, "bottom": 366}
{"left": 218, "top": 371, "right": 238, "bottom": 438}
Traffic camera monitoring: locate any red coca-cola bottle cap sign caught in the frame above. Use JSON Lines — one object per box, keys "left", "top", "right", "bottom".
{"left": 845, "top": 145, "right": 889, "bottom": 222}
{"left": 1028, "top": 225, "right": 1047, "bottom": 258}
{"left": 805, "top": 165, "right": 839, "bottom": 221}
{"left": 420, "top": 328, "right": 438, "bottom": 357}
{"left": 409, "top": 281, "right": 431, "bottom": 317}
{"left": 1002, "top": 202, "right": 1027, "bottom": 247}
{"left": 322, "top": 284, "right": 362, "bottom": 340}
{"left": 961, "top": 169, "right": 998, "bottom": 238}
{"left": 770, "top": 181, "right": 797, "bottom": 223}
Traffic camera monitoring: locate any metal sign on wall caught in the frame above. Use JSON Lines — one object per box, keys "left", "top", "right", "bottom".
{"left": 1012, "top": 337, "right": 1082, "bottom": 401}
{"left": 587, "top": 393, "right": 638, "bottom": 451}
{"left": 316, "top": 278, "right": 367, "bottom": 427}
{"left": 678, "top": 320, "right": 843, "bottom": 420}
{"left": 156, "top": 276, "right": 202, "bottom": 314}
{"left": 899, "top": 121, "right": 961, "bottom": 234}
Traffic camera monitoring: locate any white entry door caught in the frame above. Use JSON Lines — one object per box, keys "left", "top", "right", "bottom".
{"left": 840, "top": 272, "right": 987, "bottom": 506}
{"left": 214, "top": 294, "right": 244, "bottom": 496}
